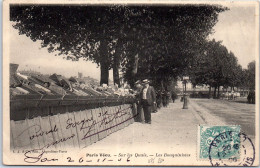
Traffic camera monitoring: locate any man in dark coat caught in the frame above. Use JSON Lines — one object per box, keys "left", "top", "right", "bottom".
{"left": 134, "top": 80, "right": 145, "bottom": 123}
{"left": 162, "top": 90, "right": 167, "bottom": 107}
{"left": 156, "top": 90, "right": 162, "bottom": 109}
{"left": 140, "top": 79, "right": 156, "bottom": 124}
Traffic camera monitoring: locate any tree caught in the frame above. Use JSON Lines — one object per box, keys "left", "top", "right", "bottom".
{"left": 247, "top": 61, "right": 256, "bottom": 90}
{"left": 10, "top": 5, "right": 226, "bottom": 87}
{"left": 10, "top": 5, "right": 126, "bottom": 85}
{"left": 189, "top": 39, "right": 243, "bottom": 98}
{"left": 121, "top": 6, "right": 227, "bottom": 89}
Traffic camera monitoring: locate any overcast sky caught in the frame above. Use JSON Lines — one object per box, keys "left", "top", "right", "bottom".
{"left": 209, "top": 4, "right": 256, "bottom": 68}
{"left": 10, "top": 4, "right": 257, "bottom": 81}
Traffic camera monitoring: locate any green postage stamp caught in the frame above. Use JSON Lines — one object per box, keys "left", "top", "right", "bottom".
{"left": 198, "top": 125, "right": 241, "bottom": 160}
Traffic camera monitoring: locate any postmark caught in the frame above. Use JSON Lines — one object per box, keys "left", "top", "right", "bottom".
{"left": 199, "top": 125, "right": 240, "bottom": 159}
{"left": 209, "top": 131, "right": 255, "bottom": 166}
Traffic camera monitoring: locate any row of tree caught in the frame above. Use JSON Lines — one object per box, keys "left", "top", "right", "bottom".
{"left": 10, "top": 5, "right": 226, "bottom": 91}
{"left": 189, "top": 39, "right": 255, "bottom": 98}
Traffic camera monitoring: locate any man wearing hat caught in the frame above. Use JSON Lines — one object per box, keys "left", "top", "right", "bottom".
{"left": 134, "top": 80, "right": 145, "bottom": 123}
{"left": 140, "top": 79, "right": 156, "bottom": 124}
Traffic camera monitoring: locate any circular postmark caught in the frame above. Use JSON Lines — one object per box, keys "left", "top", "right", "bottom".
{"left": 209, "top": 131, "right": 255, "bottom": 166}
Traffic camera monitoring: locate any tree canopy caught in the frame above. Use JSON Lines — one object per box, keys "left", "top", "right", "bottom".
{"left": 189, "top": 39, "right": 255, "bottom": 97}
{"left": 10, "top": 4, "right": 226, "bottom": 88}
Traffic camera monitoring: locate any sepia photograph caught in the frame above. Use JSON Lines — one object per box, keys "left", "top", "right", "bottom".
{"left": 2, "top": 0, "right": 259, "bottom": 166}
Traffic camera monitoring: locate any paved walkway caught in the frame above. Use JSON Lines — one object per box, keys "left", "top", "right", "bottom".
{"left": 85, "top": 99, "right": 202, "bottom": 160}
{"left": 81, "top": 98, "right": 256, "bottom": 166}
{"left": 192, "top": 98, "right": 255, "bottom": 138}
{"left": 83, "top": 98, "right": 256, "bottom": 148}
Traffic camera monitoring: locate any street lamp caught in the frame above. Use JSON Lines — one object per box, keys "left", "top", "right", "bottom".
{"left": 182, "top": 76, "right": 189, "bottom": 109}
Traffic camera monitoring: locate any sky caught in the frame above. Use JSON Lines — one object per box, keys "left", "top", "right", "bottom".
{"left": 209, "top": 4, "right": 256, "bottom": 68}
{"left": 10, "top": 3, "right": 257, "bottom": 81}
{"left": 10, "top": 27, "right": 103, "bottom": 79}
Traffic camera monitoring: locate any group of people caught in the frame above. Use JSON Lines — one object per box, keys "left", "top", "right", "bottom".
{"left": 134, "top": 79, "right": 156, "bottom": 124}
{"left": 247, "top": 90, "right": 255, "bottom": 104}
{"left": 156, "top": 90, "right": 175, "bottom": 108}
{"left": 134, "top": 79, "right": 177, "bottom": 124}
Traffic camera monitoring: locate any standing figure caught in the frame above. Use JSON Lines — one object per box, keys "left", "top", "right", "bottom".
{"left": 162, "top": 90, "right": 167, "bottom": 107}
{"left": 140, "top": 79, "right": 156, "bottom": 124}
{"left": 156, "top": 90, "right": 162, "bottom": 109}
{"left": 171, "top": 91, "right": 177, "bottom": 103}
{"left": 166, "top": 91, "right": 171, "bottom": 107}
{"left": 134, "top": 80, "right": 145, "bottom": 123}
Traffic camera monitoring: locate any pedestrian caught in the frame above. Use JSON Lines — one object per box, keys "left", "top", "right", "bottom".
{"left": 171, "top": 90, "right": 177, "bottom": 103}
{"left": 134, "top": 80, "right": 145, "bottom": 123}
{"left": 162, "top": 90, "right": 167, "bottom": 107}
{"left": 140, "top": 79, "right": 156, "bottom": 124}
{"left": 156, "top": 90, "right": 162, "bottom": 109}
{"left": 166, "top": 91, "right": 170, "bottom": 106}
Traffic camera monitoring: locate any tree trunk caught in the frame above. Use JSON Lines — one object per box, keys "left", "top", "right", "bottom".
{"left": 132, "top": 54, "right": 139, "bottom": 75}
{"left": 112, "top": 39, "right": 122, "bottom": 87}
{"left": 113, "top": 53, "right": 120, "bottom": 87}
{"left": 208, "top": 86, "right": 211, "bottom": 99}
{"left": 213, "top": 86, "right": 217, "bottom": 99}
{"left": 113, "top": 64, "right": 120, "bottom": 87}
{"left": 100, "top": 61, "right": 109, "bottom": 86}
{"left": 161, "top": 80, "right": 166, "bottom": 91}
{"left": 99, "top": 40, "right": 109, "bottom": 86}
{"left": 128, "top": 53, "right": 139, "bottom": 88}
{"left": 217, "top": 85, "right": 220, "bottom": 98}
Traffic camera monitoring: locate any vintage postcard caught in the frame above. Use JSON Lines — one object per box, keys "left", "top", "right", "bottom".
{"left": 2, "top": 0, "right": 259, "bottom": 166}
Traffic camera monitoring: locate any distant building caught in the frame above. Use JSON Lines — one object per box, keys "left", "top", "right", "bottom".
{"left": 19, "top": 70, "right": 41, "bottom": 76}
{"left": 78, "top": 72, "right": 83, "bottom": 79}
{"left": 176, "top": 80, "right": 209, "bottom": 92}
{"left": 81, "top": 76, "right": 99, "bottom": 86}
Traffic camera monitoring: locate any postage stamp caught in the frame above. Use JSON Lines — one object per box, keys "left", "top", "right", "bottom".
{"left": 198, "top": 125, "right": 255, "bottom": 166}
{"left": 198, "top": 125, "right": 240, "bottom": 159}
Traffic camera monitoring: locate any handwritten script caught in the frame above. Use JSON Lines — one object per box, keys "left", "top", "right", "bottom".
{"left": 12, "top": 105, "right": 135, "bottom": 163}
